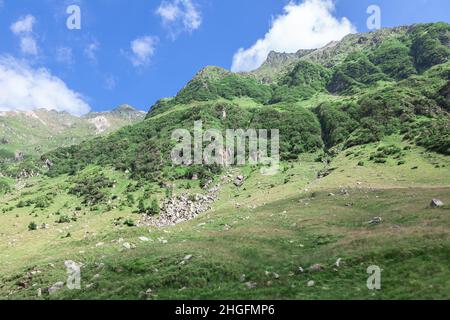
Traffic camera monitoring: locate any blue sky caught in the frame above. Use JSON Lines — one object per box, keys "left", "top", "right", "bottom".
{"left": 0, "top": 0, "right": 449, "bottom": 114}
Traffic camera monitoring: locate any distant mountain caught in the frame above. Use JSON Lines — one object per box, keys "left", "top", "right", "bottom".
{"left": 0, "top": 105, "right": 145, "bottom": 159}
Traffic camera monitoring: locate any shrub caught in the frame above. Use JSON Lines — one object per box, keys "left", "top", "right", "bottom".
{"left": 56, "top": 215, "right": 72, "bottom": 224}
{"left": 69, "top": 173, "right": 114, "bottom": 206}
{"left": 28, "top": 221, "right": 37, "bottom": 231}
{"left": 370, "top": 38, "right": 417, "bottom": 80}
{"left": 123, "top": 219, "right": 135, "bottom": 227}
{"left": 148, "top": 198, "right": 160, "bottom": 216}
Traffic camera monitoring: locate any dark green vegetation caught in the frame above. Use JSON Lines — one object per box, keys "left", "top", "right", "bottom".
{"left": 0, "top": 23, "right": 449, "bottom": 300}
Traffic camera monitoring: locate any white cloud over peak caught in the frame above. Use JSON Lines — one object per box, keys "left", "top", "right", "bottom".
{"left": 128, "top": 36, "right": 158, "bottom": 67}
{"left": 0, "top": 56, "right": 90, "bottom": 116}
{"left": 231, "top": 0, "right": 356, "bottom": 72}
{"left": 10, "top": 15, "right": 39, "bottom": 56}
{"left": 156, "top": 0, "right": 202, "bottom": 38}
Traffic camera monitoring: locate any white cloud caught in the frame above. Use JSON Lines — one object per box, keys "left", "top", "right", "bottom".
{"left": 128, "top": 36, "right": 158, "bottom": 67}
{"left": 0, "top": 56, "right": 90, "bottom": 116}
{"left": 231, "top": 0, "right": 356, "bottom": 72}
{"left": 84, "top": 41, "right": 99, "bottom": 63}
{"left": 10, "top": 14, "right": 36, "bottom": 34}
{"left": 56, "top": 47, "right": 74, "bottom": 65}
{"left": 10, "top": 15, "right": 39, "bottom": 56}
{"left": 20, "top": 36, "right": 38, "bottom": 55}
{"left": 156, "top": 0, "right": 202, "bottom": 38}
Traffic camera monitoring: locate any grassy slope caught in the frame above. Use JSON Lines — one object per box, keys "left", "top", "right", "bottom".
{"left": 1, "top": 136, "right": 449, "bottom": 300}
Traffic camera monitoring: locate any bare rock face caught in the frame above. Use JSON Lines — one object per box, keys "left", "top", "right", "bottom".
{"left": 88, "top": 116, "right": 111, "bottom": 134}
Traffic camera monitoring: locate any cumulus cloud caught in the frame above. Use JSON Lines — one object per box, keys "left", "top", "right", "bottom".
{"left": 10, "top": 15, "right": 39, "bottom": 56}
{"left": 156, "top": 0, "right": 202, "bottom": 38}
{"left": 127, "top": 36, "right": 158, "bottom": 67}
{"left": 231, "top": 0, "right": 356, "bottom": 72}
{"left": 0, "top": 56, "right": 90, "bottom": 116}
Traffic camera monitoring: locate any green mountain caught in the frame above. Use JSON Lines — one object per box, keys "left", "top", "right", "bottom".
{"left": 0, "top": 105, "right": 145, "bottom": 160}
{"left": 0, "top": 23, "right": 449, "bottom": 300}
{"left": 43, "top": 22, "right": 450, "bottom": 180}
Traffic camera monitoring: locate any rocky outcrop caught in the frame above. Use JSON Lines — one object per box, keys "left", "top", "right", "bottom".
{"left": 139, "top": 185, "right": 221, "bottom": 228}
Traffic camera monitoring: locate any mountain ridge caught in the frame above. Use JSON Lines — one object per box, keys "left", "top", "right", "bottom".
{"left": 0, "top": 105, "right": 145, "bottom": 160}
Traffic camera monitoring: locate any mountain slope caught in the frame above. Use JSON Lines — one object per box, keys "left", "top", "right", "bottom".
{"left": 0, "top": 105, "right": 145, "bottom": 160}
{"left": 0, "top": 23, "right": 449, "bottom": 300}
{"left": 43, "top": 23, "right": 450, "bottom": 181}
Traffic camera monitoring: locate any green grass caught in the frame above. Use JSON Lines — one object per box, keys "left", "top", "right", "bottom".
{"left": 1, "top": 137, "right": 449, "bottom": 300}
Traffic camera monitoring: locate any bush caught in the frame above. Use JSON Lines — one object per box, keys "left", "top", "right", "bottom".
{"left": 28, "top": 221, "right": 37, "bottom": 231}
{"left": 123, "top": 219, "right": 135, "bottom": 227}
{"left": 148, "top": 198, "right": 160, "bottom": 216}
{"left": 69, "top": 173, "right": 114, "bottom": 206}
{"left": 411, "top": 23, "right": 450, "bottom": 72}
{"left": 370, "top": 38, "right": 417, "bottom": 80}
{"left": 56, "top": 215, "right": 72, "bottom": 224}
{"left": 0, "top": 178, "right": 11, "bottom": 195}
{"left": 327, "top": 52, "right": 387, "bottom": 94}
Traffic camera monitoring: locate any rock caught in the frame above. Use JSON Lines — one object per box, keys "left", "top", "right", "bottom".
{"left": 328, "top": 193, "right": 335, "bottom": 197}
{"left": 48, "top": 282, "right": 65, "bottom": 295}
{"left": 430, "top": 199, "right": 444, "bottom": 208}
{"left": 143, "top": 288, "right": 155, "bottom": 299}
{"left": 309, "top": 264, "right": 324, "bottom": 272}
{"left": 95, "top": 242, "right": 104, "bottom": 247}
{"left": 44, "top": 159, "right": 53, "bottom": 168}
{"left": 64, "top": 260, "right": 81, "bottom": 274}
{"left": 307, "top": 280, "right": 316, "bottom": 287}
{"left": 139, "top": 236, "right": 150, "bottom": 242}
{"left": 298, "top": 267, "right": 305, "bottom": 273}
{"left": 37, "top": 288, "right": 42, "bottom": 297}
{"left": 368, "top": 217, "right": 383, "bottom": 225}
{"left": 245, "top": 281, "right": 257, "bottom": 289}
{"left": 122, "top": 242, "right": 135, "bottom": 250}
{"left": 183, "top": 254, "right": 193, "bottom": 261}
{"left": 234, "top": 176, "right": 245, "bottom": 187}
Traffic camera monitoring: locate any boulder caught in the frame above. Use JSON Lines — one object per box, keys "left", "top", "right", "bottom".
{"left": 309, "top": 264, "right": 324, "bottom": 272}
{"left": 234, "top": 176, "right": 245, "bottom": 187}
{"left": 430, "top": 199, "right": 444, "bottom": 208}
{"left": 48, "top": 282, "right": 65, "bottom": 295}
